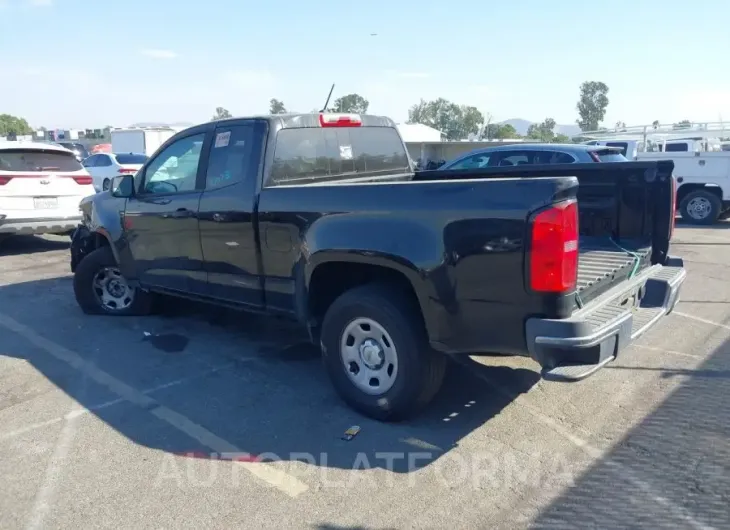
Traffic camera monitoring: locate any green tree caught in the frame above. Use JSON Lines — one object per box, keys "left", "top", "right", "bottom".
{"left": 576, "top": 81, "right": 609, "bottom": 131}
{"left": 211, "top": 107, "right": 232, "bottom": 121}
{"left": 0, "top": 114, "right": 33, "bottom": 137}
{"left": 554, "top": 133, "right": 571, "bottom": 143}
{"left": 526, "top": 118, "right": 557, "bottom": 142}
{"left": 332, "top": 93, "right": 369, "bottom": 114}
{"left": 269, "top": 98, "right": 287, "bottom": 114}
{"left": 407, "top": 98, "right": 484, "bottom": 140}
{"left": 484, "top": 123, "right": 519, "bottom": 139}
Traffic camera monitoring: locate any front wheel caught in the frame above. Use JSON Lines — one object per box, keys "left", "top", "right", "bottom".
{"left": 680, "top": 190, "right": 721, "bottom": 225}
{"left": 320, "top": 284, "right": 446, "bottom": 421}
{"left": 73, "top": 246, "right": 153, "bottom": 315}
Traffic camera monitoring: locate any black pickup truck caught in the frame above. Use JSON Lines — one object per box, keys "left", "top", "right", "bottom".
{"left": 69, "top": 112, "right": 686, "bottom": 420}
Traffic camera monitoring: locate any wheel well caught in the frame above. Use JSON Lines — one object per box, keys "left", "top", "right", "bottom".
{"left": 677, "top": 184, "right": 722, "bottom": 205}
{"left": 307, "top": 262, "right": 423, "bottom": 337}
{"left": 91, "top": 232, "right": 110, "bottom": 249}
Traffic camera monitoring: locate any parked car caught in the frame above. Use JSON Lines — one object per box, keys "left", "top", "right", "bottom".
{"left": 56, "top": 142, "right": 90, "bottom": 162}
{"left": 439, "top": 143, "right": 627, "bottom": 170}
{"left": 83, "top": 152, "right": 148, "bottom": 192}
{"left": 0, "top": 142, "right": 95, "bottom": 241}
{"left": 68, "top": 113, "right": 684, "bottom": 421}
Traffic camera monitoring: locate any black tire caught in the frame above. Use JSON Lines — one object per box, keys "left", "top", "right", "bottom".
{"left": 73, "top": 245, "right": 153, "bottom": 316}
{"left": 680, "top": 190, "right": 721, "bottom": 225}
{"left": 320, "top": 284, "right": 446, "bottom": 421}
{"left": 102, "top": 179, "right": 111, "bottom": 192}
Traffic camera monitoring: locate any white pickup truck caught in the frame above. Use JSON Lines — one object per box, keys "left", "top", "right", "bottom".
{"left": 584, "top": 136, "right": 730, "bottom": 224}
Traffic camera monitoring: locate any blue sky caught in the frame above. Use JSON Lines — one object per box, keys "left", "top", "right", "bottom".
{"left": 1, "top": 0, "right": 729, "bottom": 129}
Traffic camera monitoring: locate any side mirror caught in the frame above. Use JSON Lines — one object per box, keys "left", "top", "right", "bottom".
{"left": 111, "top": 175, "right": 135, "bottom": 198}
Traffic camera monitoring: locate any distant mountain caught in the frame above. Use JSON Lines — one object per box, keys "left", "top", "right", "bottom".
{"left": 499, "top": 118, "right": 581, "bottom": 138}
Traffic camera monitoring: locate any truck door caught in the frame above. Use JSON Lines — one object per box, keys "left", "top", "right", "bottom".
{"left": 123, "top": 128, "right": 209, "bottom": 294}
{"left": 197, "top": 120, "right": 266, "bottom": 308}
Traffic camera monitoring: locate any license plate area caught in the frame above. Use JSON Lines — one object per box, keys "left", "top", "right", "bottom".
{"left": 33, "top": 197, "right": 58, "bottom": 209}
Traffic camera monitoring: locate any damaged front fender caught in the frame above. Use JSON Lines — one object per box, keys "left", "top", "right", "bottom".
{"left": 70, "top": 225, "right": 94, "bottom": 273}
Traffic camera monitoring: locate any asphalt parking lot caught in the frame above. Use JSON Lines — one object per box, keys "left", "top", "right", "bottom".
{"left": 1, "top": 224, "right": 729, "bottom": 529}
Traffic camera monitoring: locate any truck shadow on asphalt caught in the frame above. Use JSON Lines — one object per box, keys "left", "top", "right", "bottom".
{"left": 0, "top": 235, "right": 69, "bottom": 256}
{"left": 531, "top": 334, "right": 730, "bottom": 529}
{"left": 1, "top": 275, "right": 540, "bottom": 475}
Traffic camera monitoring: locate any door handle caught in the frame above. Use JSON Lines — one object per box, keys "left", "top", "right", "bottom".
{"left": 212, "top": 213, "right": 224, "bottom": 222}
{"left": 163, "top": 208, "right": 193, "bottom": 219}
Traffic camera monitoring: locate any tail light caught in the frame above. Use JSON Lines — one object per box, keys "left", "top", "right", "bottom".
{"left": 0, "top": 176, "right": 11, "bottom": 185}
{"left": 118, "top": 168, "right": 137, "bottom": 174}
{"left": 71, "top": 176, "right": 93, "bottom": 185}
{"left": 529, "top": 200, "right": 579, "bottom": 293}
{"left": 319, "top": 113, "right": 362, "bottom": 127}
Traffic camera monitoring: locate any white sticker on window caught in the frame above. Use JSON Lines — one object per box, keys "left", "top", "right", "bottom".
{"left": 214, "top": 131, "right": 230, "bottom": 148}
{"left": 339, "top": 145, "right": 353, "bottom": 160}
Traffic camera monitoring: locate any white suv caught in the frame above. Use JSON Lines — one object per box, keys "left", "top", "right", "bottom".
{"left": 0, "top": 142, "right": 95, "bottom": 239}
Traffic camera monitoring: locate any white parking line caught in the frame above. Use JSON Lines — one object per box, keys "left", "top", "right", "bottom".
{"left": 0, "top": 312, "right": 309, "bottom": 499}
{"left": 674, "top": 311, "right": 730, "bottom": 331}
{"left": 0, "top": 364, "right": 235, "bottom": 442}
{"left": 26, "top": 406, "right": 80, "bottom": 530}
{"left": 632, "top": 344, "right": 703, "bottom": 359}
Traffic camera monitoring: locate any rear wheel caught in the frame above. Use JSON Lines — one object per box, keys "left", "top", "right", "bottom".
{"left": 73, "top": 246, "right": 153, "bottom": 315}
{"left": 320, "top": 284, "right": 446, "bottom": 421}
{"left": 680, "top": 190, "right": 721, "bottom": 225}
{"left": 102, "top": 179, "right": 111, "bottom": 192}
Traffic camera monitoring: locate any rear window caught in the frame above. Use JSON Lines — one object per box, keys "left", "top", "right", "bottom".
{"left": 593, "top": 149, "right": 628, "bottom": 162}
{"left": 0, "top": 149, "right": 84, "bottom": 172}
{"left": 665, "top": 143, "right": 689, "bottom": 152}
{"left": 115, "top": 153, "right": 148, "bottom": 165}
{"left": 270, "top": 126, "right": 410, "bottom": 185}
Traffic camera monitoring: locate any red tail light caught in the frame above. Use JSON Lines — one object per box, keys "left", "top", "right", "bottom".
{"left": 0, "top": 176, "right": 11, "bottom": 185}
{"left": 72, "top": 176, "right": 93, "bottom": 185}
{"left": 118, "top": 168, "right": 137, "bottom": 174}
{"left": 530, "top": 200, "right": 579, "bottom": 293}
{"left": 319, "top": 113, "right": 362, "bottom": 127}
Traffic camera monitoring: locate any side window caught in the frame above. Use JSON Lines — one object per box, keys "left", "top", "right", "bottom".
{"left": 141, "top": 133, "right": 205, "bottom": 194}
{"left": 205, "top": 125, "right": 256, "bottom": 190}
{"left": 83, "top": 155, "right": 98, "bottom": 167}
{"left": 534, "top": 151, "right": 575, "bottom": 164}
{"left": 450, "top": 154, "right": 490, "bottom": 169}
{"left": 97, "top": 155, "right": 112, "bottom": 167}
{"left": 493, "top": 151, "right": 531, "bottom": 166}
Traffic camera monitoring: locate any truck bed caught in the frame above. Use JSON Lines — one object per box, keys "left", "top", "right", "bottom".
{"left": 577, "top": 237, "right": 651, "bottom": 296}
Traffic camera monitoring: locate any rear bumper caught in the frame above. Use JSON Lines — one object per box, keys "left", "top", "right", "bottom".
{"left": 526, "top": 257, "right": 686, "bottom": 381}
{"left": 0, "top": 215, "right": 82, "bottom": 235}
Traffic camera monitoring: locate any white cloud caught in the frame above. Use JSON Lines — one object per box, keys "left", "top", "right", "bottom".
{"left": 140, "top": 49, "right": 178, "bottom": 59}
